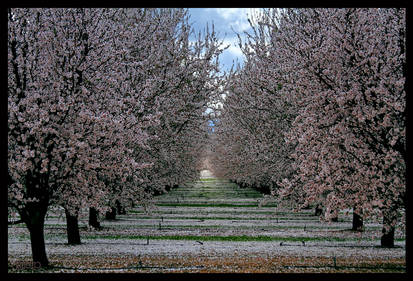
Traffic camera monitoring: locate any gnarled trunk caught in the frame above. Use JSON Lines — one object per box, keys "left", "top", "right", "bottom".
{"left": 27, "top": 221, "right": 48, "bottom": 267}
{"left": 352, "top": 208, "right": 363, "bottom": 231}
{"left": 381, "top": 226, "right": 395, "bottom": 248}
{"left": 314, "top": 204, "right": 323, "bottom": 216}
{"left": 381, "top": 208, "right": 397, "bottom": 248}
{"left": 116, "top": 200, "right": 126, "bottom": 215}
{"left": 21, "top": 204, "right": 49, "bottom": 268}
{"left": 105, "top": 206, "right": 117, "bottom": 220}
{"left": 89, "top": 207, "right": 101, "bottom": 229}
{"left": 65, "top": 208, "right": 81, "bottom": 245}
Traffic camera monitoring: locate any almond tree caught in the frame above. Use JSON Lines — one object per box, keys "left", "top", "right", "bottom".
{"left": 271, "top": 8, "right": 406, "bottom": 247}
{"left": 95, "top": 10, "right": 225, "bottom": 220}
{"left": 132, "top": 15, "right": 224, "bottom": 198}
{"left": 7, "top": 8, "right": 131, "bottom": 264}
{"left": 8, "top": 8, "right": 224, "bottom": 266}
{"left": 209, "top": 9, "right": 296, "bottom": 196}
{"left": 209, "top": 8, "right": 405, "bottom": 247}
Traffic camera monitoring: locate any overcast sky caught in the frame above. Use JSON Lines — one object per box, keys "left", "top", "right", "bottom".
{"left": 187, "top": 8, "right": 262, "bottom": 73}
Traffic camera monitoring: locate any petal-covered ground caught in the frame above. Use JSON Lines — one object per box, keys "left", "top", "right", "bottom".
{"left": 8, "top": 170, "right": 406, "bottom": 273}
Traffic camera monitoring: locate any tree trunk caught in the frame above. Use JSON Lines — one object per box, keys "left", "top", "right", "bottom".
{"left": 352, "top": 208, "right": 363, "bottom": 231}
{"left": 381, "top": 208, "right": 397, "bottom": 248}
{"left": 65, "top": 208, "right": 81, "bottom": 245}
{"left": 89, "top": 207, "right": 101, "bottom": 229}
{"left": 27, "top": 222, "right": 49, "bottom": 268}
{"left": 23, "top": 207, "right": 49, "bottom": 268}
{"left": 116, "top": 200, "right": 126, "bottom": 215}
{"left": 381, "top": 226, "right": 395, "bottom": 248}
{"left": 314, "top": 204, "right": 323, "bottom": 216}
{"left": 105, "top": 206, "right": 117, "bottom": 220}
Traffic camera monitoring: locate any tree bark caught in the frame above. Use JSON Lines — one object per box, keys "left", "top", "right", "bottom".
{"left": 105, "top": 206, "right": 117, "bottom": 220}
{"left": 27, "top": 221, "right": 48, "bottom": 268}
{"left": 381, "top": 208, "right": 397, "bottom": 248}
{"left": 22, "top": 206, "right": 49, "bottom": 268}
{"left": 65, "top": 208, "right": 81, "bottom": 245}
{"left": 116, "top": 200, "right": 126, "bottom": 215}
{"left": 352, "top": 208, "right": 363, "bottom": 231}
{"left": 314, "top": 204, "right": 323, "bottom": 216}
{"left": 381, "top": 226, "right": 395, "bottom": 248}
{"left": 88, "top": 207, "right": 101, "bottom": 229}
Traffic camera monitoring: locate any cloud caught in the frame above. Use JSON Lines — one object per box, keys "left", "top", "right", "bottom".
{"left": 213, "top": 8, "right": 266, "bottom": 35}
{"left": 188, "top": 8, "right": 264, "bottom": 72}
{"left": 215, "top": 8, "right": 242, "bottom": 20}
{"left": 222, "top": 37, "right": 243, "bottom": 57}
{"left": 227, "top": 45, "right": 243, "bottom": 57}
{"left": 212, "top": 8, "right": 252, "bottom": 33}
{"left": 231, "top": 18, "right": 251, "bottom": 33}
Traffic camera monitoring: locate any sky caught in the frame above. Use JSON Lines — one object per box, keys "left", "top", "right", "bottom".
{"left": 187, "top": 8, "right": 262, "bottom": 73}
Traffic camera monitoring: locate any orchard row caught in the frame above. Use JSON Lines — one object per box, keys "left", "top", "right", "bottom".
{"left": 208, "top": 8, "right": 405, "bottom": 249}
{"left": 8, "top": 8, "right": 224, "bottom": 267}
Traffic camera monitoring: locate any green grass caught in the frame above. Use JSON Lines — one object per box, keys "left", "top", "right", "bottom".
{"left": 32, "top": 220, "right": 386, "bottom": 232}
{"left": 82, "top": 234, "right": 406, "bottom": 243}
{"left": 162, "top": 194, "right": 263, "bottom": 199}
{"left": 174, "top": 190, "right": 259, "bottom": 193}
{"left": 86, "top": 224, "right": 384, "bottom": 231}
{"left": 134, "top": 210, "right": 311, "bottom": 216}
{"left": 190, "top": 192, "right": 263, "bottom": 199}
{"left": 9, "top": 222, "right": 384, "bottom": 231}
{"left": 129, "top": 209, "right": 278, "bottom": 215}
{"left": 28, "top": 222, "right": 383, "bottom": 231}
{"left": 155, "top": 203, "right": 277, "bottom": 208}
{"left": 120, "top": 216, "right": 322, "bottom": 221}
{"left": 83, "top": 234, "right": 341, "bottom": 242}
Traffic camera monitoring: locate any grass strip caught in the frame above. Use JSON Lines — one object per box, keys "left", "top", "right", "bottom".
{"left": 130, "top": 210, "right": 313, "bottom": 216}
{"left": 94, "top": 224, "right": 383, "bottom": 231}
{"left": 119, "top": 216, "right": 327, "bottom": 221}
{"left": 20, "top": 223, "right": 383, "bottom": 232}
{"left": 32, "top": 223, "right": 382, "bottom": 231}
{"left": 11, "top": 232, "right": 405, "bottom": 243}
{"left": 83, "top": 234, "right": 406, "bottom": 243}
{"left": 155, "top": 203, "right": 277, "bottom": 208}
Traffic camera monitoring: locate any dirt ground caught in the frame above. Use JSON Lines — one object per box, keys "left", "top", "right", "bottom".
{"left": 8, "top": 253, "right": 406, "bottom": 273}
